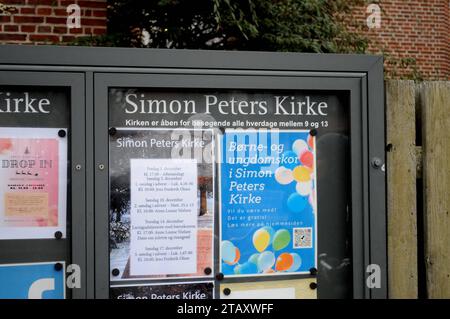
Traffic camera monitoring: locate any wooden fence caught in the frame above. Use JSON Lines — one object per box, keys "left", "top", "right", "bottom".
{"left": 386, "top": 80, "right": 450, "bottom": 298}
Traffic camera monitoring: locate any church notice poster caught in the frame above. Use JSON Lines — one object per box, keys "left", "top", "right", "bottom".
{"left": 130, "top": 158, "right": 198, "bottom": 276}
{"left": 0, "top": 127, "right": 67, "bottom": 240}
{"left": 109, "top": 128, "right": 214, "bottom": 280}
{"left": 220, "top": 129, "right": 317, "bottom": 277}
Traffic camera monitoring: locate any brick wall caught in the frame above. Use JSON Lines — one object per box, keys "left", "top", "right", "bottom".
{"left": 0, "top": 0, "right": 448, "bottom": 80}
{"left": 0, "top": 0, "right": 107, "bottom": 44}
{"left": 352, "top": 0, "right": 449, "bottom": 80}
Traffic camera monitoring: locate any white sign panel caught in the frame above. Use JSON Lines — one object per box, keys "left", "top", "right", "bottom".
{"left": 130, "top": 158, "right": 198, "bottom": 276}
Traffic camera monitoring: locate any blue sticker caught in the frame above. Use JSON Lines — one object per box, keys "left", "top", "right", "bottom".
{"left": 220, "top": 130, "right": 317, "bottom": 276}
{"left": 0, "top": 262, "right": 65, "bottom": 299}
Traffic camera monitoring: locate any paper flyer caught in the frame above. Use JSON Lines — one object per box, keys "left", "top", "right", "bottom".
{"left": 130, "top": 158, "right": 198, "bottom": 276}
{"left": 110, "top": 281, "right": 214, "bottom": 299}
{"left": 220, "top": 129, "right": 317, "bottom": 277}
{"left": 109, "top": 128, "right": 214, "bottom": 280}
{"left": 220, "top": 279, "right": 316, "bottom": 299}
{"left": 0, "top": 127, "right": 67, "bottom": 240}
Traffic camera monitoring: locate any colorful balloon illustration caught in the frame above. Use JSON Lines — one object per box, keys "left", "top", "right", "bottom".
{"left": 275, "top": 253, "right": 294, "bottom": 271}
{"left": 287, "top": 253, "right": 302, "bottom": 272}
{"left": 261, "top": 226, "right": 275, "bottom": 244}
{"left": 307, "top": 134, "right": 315, "bottom": 150}
{"left": 293, "top": 165, "right": 312, "bottom": 182}
{"left": 221, "top": 240, "right": 236, "bottom": 264}
{"left": 296, "top": 180, "right": 312, "bottom": 196}
{"left": 248, "top": 253, "right": 260, "bottom": 265}
{"left": 257, "top": 251, "right": 275, "bottom": 272}
{"left": 274, "top": 166, "right": 294, "bottom": 185}
{"left": 281, "top": 151, "right": 299, "bottom": 170}
{"left": 272, "top": 229, "right": 291, "bottom": 251}
{"left": 292, "top": 139, "right": 308, "bottom": 156}
{"left": 233, "top": 264, "right": 241, "bottom": 274}
{"left": 0, "top": 138, "right": 12, "bottom": 154}
{"left": 225, "top": 247, "right": 240, "bottom": 265}
{"left": 234, "top": 262, "right": 258, "bottom": 275}
{"left": 252, "top": 227, "right": 271, "bottom": 252}
{"left": 309, "top": 192, "right": 316, "bottom": 211}
{"left": 287, "top": 192, "right": 308, "bottom": 213}
{"left": 299, "top": 150, "right": 314, "bottom": 168}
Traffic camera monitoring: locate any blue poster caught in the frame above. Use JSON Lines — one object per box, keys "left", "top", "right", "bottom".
{"left": 0, "top": 262, "right": 65, "bottom": 299}
{"left": 220, "top": 130, "right": 317, "bottom": 277}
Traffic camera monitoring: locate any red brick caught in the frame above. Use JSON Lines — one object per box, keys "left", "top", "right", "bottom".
{"left": 1, "top": 0, "right": 23, "bottom": 4}
{"left": 69, "top": 28, "right": 83, "bottom": 34}
{"left": 37, "top": 7, "right": 52, "bottom": 15}
{"left": 92, "top": 10, "right": 106, "bottom": 18}
{"left": 80, "top": 18, "right": 106, "bottom": 27}
{"left": 29, "top": 34, "right": 60, "bottom": 42}
{"left": 14, "top": 15, "right": 44, "bottom": 23}
{"left": 27, "top": 0, "right": 54, "bottom": 5}
{"left": 53, "top": 9, "right": 67, "bottom": 16}
{"left": 74, "top": 1, "right": 106, "bottom": 9}
{"left": 20, "top": 7, "right": 36, "bottom": 14}
{"left": 4, "top": 25, "right": 19, "bottom": 32}
{"left": 0, "top": 33, "right": 27, "bottom": 41}
{"left": 62, "top": 35, "right": 76, "bottom": 42}
{"left": 37, "top": 25, "right": 52, "bottom": 33}
{"left": 21, "top": 25, "right": 36, "bottom": 32}
{"left": 0, "top": 16, "right": 12, "bottom": 23}
{"left": 53, "top": 26, "right": 68, "bottom": 34}
{"left": 45, "top": 17, "right": 67, "bottom": 24}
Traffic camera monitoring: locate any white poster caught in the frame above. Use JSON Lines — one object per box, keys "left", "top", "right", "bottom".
{"left": 220, "top": 279, "right": 317, "bottom": 299}
{"left": 130, "top": 158, "right": 198, "bottom": 276}
{"left": 0, "top": 127, "right": 67, "bottom": 240}
{"left": 220, "top": 287, "right": 296, "bottom": 299}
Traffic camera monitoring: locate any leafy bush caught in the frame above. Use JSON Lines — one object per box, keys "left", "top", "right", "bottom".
{"left": 75, "top": 0, "right": 367, "bottom": 53}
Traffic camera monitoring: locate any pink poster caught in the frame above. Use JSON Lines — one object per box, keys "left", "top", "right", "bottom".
{"left": 0, "top": 128, "right": 67, "bottom": 239}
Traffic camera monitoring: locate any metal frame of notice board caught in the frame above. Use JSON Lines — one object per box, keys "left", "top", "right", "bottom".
{"left": 0, "top": 70, "right": 86, "bottom": 299}
{"left": 0, "top": 45, "right": 386, "bottom": 299}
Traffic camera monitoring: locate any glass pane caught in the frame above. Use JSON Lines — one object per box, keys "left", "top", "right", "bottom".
{"left": 108, "top": 88, "right": 351, "bottom": 299}
{"left": 0, "top": 86, "right": 71, "bottom": 299}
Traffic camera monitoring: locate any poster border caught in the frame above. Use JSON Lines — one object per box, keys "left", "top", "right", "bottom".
{"left": 92, "top": 69, "right": 384, "bottom": 299}
{"left": 218, "top": 128, "right": 318, "bottom": 279}
{"left": 110, "top": 280, "right": 216, "bottom": 299}
{"left": 0, "top": 127, "right": 68, "bottom": 240}
{"left": 109, "top": 127, "right": 215, "bottom": 282}
{"left": 219, "top": 277, "right": 316, "bottom": 299}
